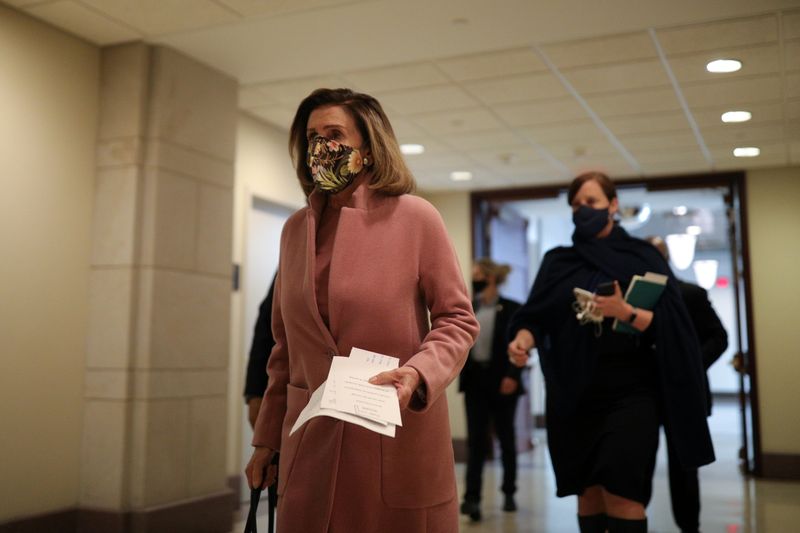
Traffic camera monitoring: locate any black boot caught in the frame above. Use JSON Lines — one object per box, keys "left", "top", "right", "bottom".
{"left": 459, "top": 500, "right": 481, "bottom": 522}
{"left": 607, "top": 516, "right": 647, "bottom": 532}
{"left": 578, "top": 513, "right": 608, "bottom": 533}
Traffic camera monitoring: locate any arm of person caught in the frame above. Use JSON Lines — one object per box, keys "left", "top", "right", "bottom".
{"left": 594, "top": 280, "right": 654, "bottom": 332}
{"left": 508, "top": 328, "right": 535, "bottom": 367}
{"left": 371, "top": 202, "right": 479, "bottom": 413}
{"left": 687, "top": 286, "right": 729, "bottom": 369}
{"left": 247, "top": 267, "right": 289, "bottom": 489}
{"left": 244, "top": 276, "right": 277, "bottom": 428}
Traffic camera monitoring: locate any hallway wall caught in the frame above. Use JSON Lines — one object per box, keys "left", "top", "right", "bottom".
{"left": 746, "top": 166, "right": 800, "bottom": 458}
{"left": 0, "top": 5, "right": 99, "bottom": 522}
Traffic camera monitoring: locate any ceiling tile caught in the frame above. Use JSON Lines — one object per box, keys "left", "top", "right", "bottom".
{"left": 617, "top": 131, "right": 700, "bottom": 152}
{"left": 469, "top": 147, "right": 545, "bottom": 170}
{"left": 691, "top": 101, "right": 785, "bottom": 129}
{"left": 784, "top": 9, "right": 800, "bottom": 40}
{"left": 787, "top": 73, "right": 800, "bottom": 99}
{"left": 710, "top": 141, "right": 788, "bottom": 169}
{"left": 562, "top": 59, "right": 671, "bottom": 95}
{"left": 412, "top": 108, "right": 504, "bottom": 135}
{"left": 536, "top": 138, "right": 622, "bottom": 159}
{"left": 396, "top": 135, "right": 451, "bottom": 156}
{"left": 435, "top": 47, "right": 546, "bottom": 82}
{"left": 406, "top": 152, "right": 476, "bottom": 171}
{"left": 385, "top": 116, "right": 426, "bottom": 140}
{"left": 541, "top": 31, "right": 656, "bottom": 69}
{"left": 681, "top": 76, "right": 783, "bottom": 109}
{"left": 604, "top": 112, "right": 689, "bottom": 136}
{"left": 656, "top": 14, "right": 778, "bottom": 55}
{"left": 632, "top": 147, "right": 708, "bottom": 165}
{"left": 247, "top": 104, "right": 296, "bottom": 130}
{"left": 562, "top": 153, "right": 637, "bottom": 177}
{"left": 785, "top": 40, "right": 800, "bottom": 71}
{"left": 640, "top": 160, "right": 712, "bottom": 176}
{"left": 376, "top": 85, "right": 479, "bottom": 115}
{"left": 700, "top": 122, "right": 786, "bottom": 145}
{"left": 583, "top": 87, "right": 682, "bottom": 117}
{"left": 446, "top": 130, "right": 527, "bottom": 151}
{"left": 249, "top": 75, "right": 349, "bottom": 106}
{"left": 3, "top": 0, "right": 54, "bottom": 6}
{"left": 464, "top": 72, "right": 568, "bottom": 105}
{"left": 341, "top": 62, "right": 449, "bottom": 93}
{"left": 520, "top": 120, "right": 607, "bottom": 143}
{"left": 494, "top": 98, "right": 589, "bottom": 127}
{"left": 217, "top": 0, "right": 371, "bottom": 17}
{"left": 80, "top": 0, "right": 238, "bottom": 35}
{"left": 667, "top": 44, "right": 782, "bottom": 84}
{"left": 26, "top": 1, "right": 140, "bottom": 44}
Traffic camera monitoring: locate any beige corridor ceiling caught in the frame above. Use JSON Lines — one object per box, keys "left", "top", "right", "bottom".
{"left": 4, "top": 0, "right": 800, "bottom": 190}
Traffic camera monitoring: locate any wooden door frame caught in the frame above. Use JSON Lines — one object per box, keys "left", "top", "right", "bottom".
{"left": 469, "top": 171, "right": 763, "bottom": 476}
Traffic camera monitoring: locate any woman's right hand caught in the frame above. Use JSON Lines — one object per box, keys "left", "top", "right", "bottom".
{"left": 508, "top": 329, "right": 535, "bottom": 367}
{"left": 245, "top": 446, "right": 277, "bottom": 490}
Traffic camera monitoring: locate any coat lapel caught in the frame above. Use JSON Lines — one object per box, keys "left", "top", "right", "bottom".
{"left": 303, "top": 195, "right": 340, "bottom": 354}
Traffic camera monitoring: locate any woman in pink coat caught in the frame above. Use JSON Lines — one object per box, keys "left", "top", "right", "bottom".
{"left": 245, "top": 88, "right": 479, "bottom": 533}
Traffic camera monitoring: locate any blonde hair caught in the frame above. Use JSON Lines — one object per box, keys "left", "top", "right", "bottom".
{"left": 288, "top": 88, "right": 416, "bottom": 197}
{"left": 475, "top": 258, "right": 512, "bottom": 285}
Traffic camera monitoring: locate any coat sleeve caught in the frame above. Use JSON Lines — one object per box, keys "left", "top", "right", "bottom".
{"left": 243, "top": 275, "right": 277, "bottom": 399}
{"left": 252, "top": 258, "right": 290, "bottom": 450}
{"left": 685, "top": 284, "right": 729, "bottom": 370}
{"left": 405, "top": 201, "right": 479, "bottom": 413}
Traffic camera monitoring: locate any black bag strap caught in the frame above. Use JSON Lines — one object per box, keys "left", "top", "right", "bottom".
{"left": 243, "top": 453, "right": 279, "bottom": 533}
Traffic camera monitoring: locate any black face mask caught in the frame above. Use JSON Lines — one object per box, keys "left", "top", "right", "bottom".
{"left": 472, "top": 279, "right": 488, "bottom": 294}
{"left": 573, "top": 205, "right": 610, "bottom": 238}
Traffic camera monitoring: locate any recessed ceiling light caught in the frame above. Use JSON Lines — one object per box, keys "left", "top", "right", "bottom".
{"left": 450, "top": 171, "right": 472, "bottom": 181}
{"left": 673, "top": 206, "right": 688, "bottom": 216}
{"left": 686, "top": 225, "right": 702, "bottom": 236}
{"left": 706, "top": 59, "right": 742, "bottom": 73}
{"left": 400, "top": 143, "right": 425, "bottom": 155}
{"left": 721, "top": 111, "right": 752, "bottom": 123}
{"left": 733, "top": 147, "right": 760, "bottom": 157}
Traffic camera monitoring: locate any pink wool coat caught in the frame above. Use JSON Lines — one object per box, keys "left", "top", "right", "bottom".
{"left": 252, "top": 178, "right": 479, "bottom": 532}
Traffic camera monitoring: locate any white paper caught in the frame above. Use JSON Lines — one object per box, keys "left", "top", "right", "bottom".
{"left": 323, "top": 357, "right": 403, "bottom": 426}
{"left": 290, "top": 380, "right": 395, "bottom": 437}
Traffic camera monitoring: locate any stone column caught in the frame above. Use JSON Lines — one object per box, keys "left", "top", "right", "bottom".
{"left": 81, "top": 42, "right": 236, "bottom": 533}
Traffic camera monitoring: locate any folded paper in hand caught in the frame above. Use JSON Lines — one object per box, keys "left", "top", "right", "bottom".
{"left": 290, "top": 347, "right": 402, "bottom": 438}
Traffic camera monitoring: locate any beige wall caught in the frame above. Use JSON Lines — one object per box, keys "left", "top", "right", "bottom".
{"left": 226, "top": 114, "right": 304, "bottom": 474}
{"left": 746, "top": 166, "right": 800, "bottom": 455}
{"left": 420, "top": 190, "right": 473, "bottom": 440}
{"left": 0, "top": 6, "right": 99, "bottom": 521}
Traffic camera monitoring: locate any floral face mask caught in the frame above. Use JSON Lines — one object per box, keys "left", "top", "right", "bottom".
{"left": 307, "top": 135, "right": 367, "bottom": 193}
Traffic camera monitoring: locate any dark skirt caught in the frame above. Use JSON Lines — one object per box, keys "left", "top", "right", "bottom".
{"left": 546, "top": 349, "right": 660, "bottom": 505}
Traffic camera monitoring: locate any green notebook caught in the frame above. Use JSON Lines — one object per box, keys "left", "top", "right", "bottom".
{"left": 612, "top": 272, "right": 668, "bottom": 335}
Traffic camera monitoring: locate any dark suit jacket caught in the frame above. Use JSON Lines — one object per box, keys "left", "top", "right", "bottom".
{"left": 459, "top": 296, "right": 524, "bottom": 397}
{"left": 678, "top": 280, "right": 728, "bottom": 415}
{"left": 243, "top": 276, "right": 277, "bottom": 399}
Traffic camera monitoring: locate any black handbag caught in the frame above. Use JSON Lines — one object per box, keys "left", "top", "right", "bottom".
{"left": 243, "top": 454, "right": 279, "bottom": 533}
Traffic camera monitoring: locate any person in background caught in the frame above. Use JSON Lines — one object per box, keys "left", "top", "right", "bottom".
{"left": 459, "top": 258, "right": 523, "bottom": 522}
{"left": 507, "top": 172, "right": 715, "bottom": 533}
{"left": 647, "top": 235, "right": 728, "bottom": 533}
{"left": 244, "top": 88, "right": 479, "bottom": 533}
{"left": 243, "top": 276, "right": 277, "bottom": 429}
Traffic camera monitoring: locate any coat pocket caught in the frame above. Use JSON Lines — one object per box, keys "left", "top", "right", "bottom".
{"left": 277, "top": 383, "right": 310, "bottom": 495}
{"left": 380, "top": 399, "right": 456, "bottom": 508}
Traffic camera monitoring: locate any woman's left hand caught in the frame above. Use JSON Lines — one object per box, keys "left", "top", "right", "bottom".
{"left": 369, "top": 366, "right": 421, "bottom": 409}
{"left": 593, "top": 280, "right": 631, "bottom": 320}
